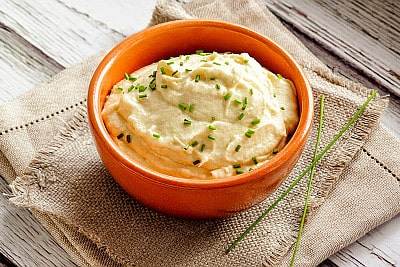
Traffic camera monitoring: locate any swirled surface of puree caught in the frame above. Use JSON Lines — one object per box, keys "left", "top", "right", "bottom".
{"left": 102, "top": 52, "right": 299, "bottom": 179}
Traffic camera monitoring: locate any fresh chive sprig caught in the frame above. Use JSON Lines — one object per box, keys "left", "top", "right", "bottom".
{"left": 226, "top": 90, "right": 378, "bottom": 254}
{"left": 290, "top": 95, "right": 325, "bottom": 266}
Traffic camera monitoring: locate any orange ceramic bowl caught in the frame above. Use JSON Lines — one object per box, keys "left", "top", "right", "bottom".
{"left": 88, "top": 19, "right": 313, "bottom": 219}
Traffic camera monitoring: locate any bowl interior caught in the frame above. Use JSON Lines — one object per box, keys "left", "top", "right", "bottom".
{"left": 88, "top": 19, "right": 313, "bottom": 187}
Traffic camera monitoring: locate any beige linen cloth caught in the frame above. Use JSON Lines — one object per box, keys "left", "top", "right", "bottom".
{"left": 1, "top": 0, "right": 399, "bottom": 266}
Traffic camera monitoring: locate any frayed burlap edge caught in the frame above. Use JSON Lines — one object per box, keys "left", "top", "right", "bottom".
{"left": 9, "top": 106, "right": 125, "bottom": 267}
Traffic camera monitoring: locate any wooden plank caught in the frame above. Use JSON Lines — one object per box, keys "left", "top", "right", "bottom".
{"left": 265, "top": 0, "right": 400, "bottom": 98}
{"left": 0, "top": 176, "right": 77, "bottom": 266}
{"left": 329, "top": 213, "right": 400, "bottom": 266}
{"left": 0, "top": 23, "right": 63, "bottom": 103}
{"left": 60, "top": 0, "right": 157, "bottom": 36}
{"left": 0, "top": 0, "right": 124, "bottom": 68}
{"left": 0, "top": 0, "right": 156, "bottom": 103}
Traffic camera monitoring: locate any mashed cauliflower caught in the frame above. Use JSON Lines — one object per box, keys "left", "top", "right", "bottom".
{"left": 102, "top": 51, "right": 299, "bottom": 179}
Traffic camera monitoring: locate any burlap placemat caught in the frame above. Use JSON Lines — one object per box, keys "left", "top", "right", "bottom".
{"left": 1, "top": 0, "right": 399, "bottom": 266}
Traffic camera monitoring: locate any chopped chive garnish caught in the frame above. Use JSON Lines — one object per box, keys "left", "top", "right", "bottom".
{"left": 124, "top": 73, "right": 137, "bottom": 81}
{"left": 167, "top": 61, "right": 174, "bottom": 65}
{"left": 252, "top": 156, "right": 258, "bottom": 164}
{"left": 149, "top": 78, "right": 156, "bottom": 84}
{"left": 153, "top": 133, "right": 160, "bottom": 138}
{"left": 245, "top": 129, "right": 255, "bottom": 138}
{"left": 225, "top": 61, "right": 229, "bottom": 65}
{"left": 160, "top": 67, "right": 166, "bottom": 75}
{"left": 178, "top": 103, "right": 187, "bottom": 110}
{"left": 238, "top": 113, "right": 245, "bottom": 120}
{"left": 185, "top": 55, "right": 190, "bottom": 61}
{"left": 183, "top": 119, "right": 192, "bottom": 126}
{"left": 200, "top": 59, "right": 207, "bottom": 62}
{"left": 277, "top": 73, "right": 283, "bottom": 79}
{"left": 211, "top": 116, "right": 216, "bottom": 121}
{"left": 236, "top": 170, "right": 244, "bottom": 175}
{"left": 195, "top": 49, "right": 204, "bottom": 55}
{"left": 243, "top": 59, "right": 249, "bottom": 63}
{"left": 149, "top": 84, "right": 156, "bottom": 90}
{"left": 244, "top": 97, "right": 248, "bottom": 104}
{"left": 172, "top": 70, "right": 179, "bottom": 76}
{"left": 115, "top": 87, "right": 124, "bottom": 92}
{"left": 180, "top": 62, "right": 184, "bottom": 66}
{"left": 184, "top": 144, "right": 190, "bottom": 150}
{"left": 126, "top": 134, "right": 131, "bottom": 143}
{"left": 250, "top": 88, "right": 254, "bottom": 95}
{"left": 247, "top": 129, "right": 255, "bottom": 134}
{"left": 210, "top": 77, "right": 216, "bottom": 80}
{"left": 138, "top": 85, "right": 147, "bottom": 92}
{"left": 273, "top": 93, "right": 277, "bottom": 97}
{"left": 216, "top": 84, "right": 221, "bottom": 90}
{"left": 273, "top": 149, "right": 279, "bottom": 154}
{"left": 233, "top": 164, "right": 241, "bottom": 168}
{"left": 185, "top": 69, "right": 192, "bottom": 72}
{"left": 281, "top": 107, "right": 285, "bottom": 110}
{"left": 151, "top": 71, "right": 157, "bottom": 77}
{"left": 195, "top": 74, "right": 200, "bottom": 82}
{"left": 193, "top": 159, "right": 201, "bottom": 165}
{"left": 138, "top": 94, "right": 147, "bottom": 98}
{"left": 234, "top": 99, "right": 242, "bottom": 105}
{"left": 201, "top": 144, "right": 205, "bottom": 152}
{"left": 224, "top": 93, "right": 231, "bottom": 101}
{"left": 127, "top": 85, "right": 135, "bottom": 92}
{"left": 252, "top": 118, "right": 261, "bottom": 125}
{"left": 208, "top": 124, "right": 216, "bottom": 130}
{"left": 189, "top": 104, "right": 195, "bottom": 113}
{"left": 208, "top": 135, "right": 216, "bottom": 140}
{"left": 242, "top": 104, "right": 247, "bottom": 110}
{"left": 117, "top": 133, "right": 124, "bottom": 139}
{"left": 235, "top": 145, "right": 241, "bottom": 152}
{"left": 161, "top": 84, "right": 168, "bottom": 89}
{"left": 191, "top": 141, "right": 199, "bottom": 147}
{"left": 213, "top": 62, "right": 221, "bottom": 66}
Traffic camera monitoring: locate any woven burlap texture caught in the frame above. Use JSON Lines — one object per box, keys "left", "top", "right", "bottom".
{"left": 1, "top": 0, "right": 399, "bottom": 266}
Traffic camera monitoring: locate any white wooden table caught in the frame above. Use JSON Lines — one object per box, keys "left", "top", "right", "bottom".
{"left": 1, "top": 0, "right": 399, "bottom": 266}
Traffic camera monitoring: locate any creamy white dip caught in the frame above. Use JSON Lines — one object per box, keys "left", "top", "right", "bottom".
{"left": 102, "top": 52, "right": 299, "bottom": 179}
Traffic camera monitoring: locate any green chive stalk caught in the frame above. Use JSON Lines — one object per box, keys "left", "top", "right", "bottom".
{"left": 226, "top": 90, "right": 378, "bottom": 253}
{"left": 290, "top": 95, "right": 325, "bottom": 266}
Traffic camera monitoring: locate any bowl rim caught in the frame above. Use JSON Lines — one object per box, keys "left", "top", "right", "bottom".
{"left": 88, "top": 19, "right": 313, "bottom": 189}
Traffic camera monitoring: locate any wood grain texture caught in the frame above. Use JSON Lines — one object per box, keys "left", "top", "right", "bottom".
{"left": 0, "top": 23, "right": 63, "bottom": 103}
{"left": 265, "top": 0, "right": 400, "bottom": 98}
{"left": 0, "top": 0, "right": 399, "bottom": 266}
{"left": 1, "top": 0, "right": 124, "bottom": 66}
{"left": 0, "top": 178, "right": 77, "bottom": 267}
{"left": 265, "top": 0, "right": 400, "bottom": 138}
